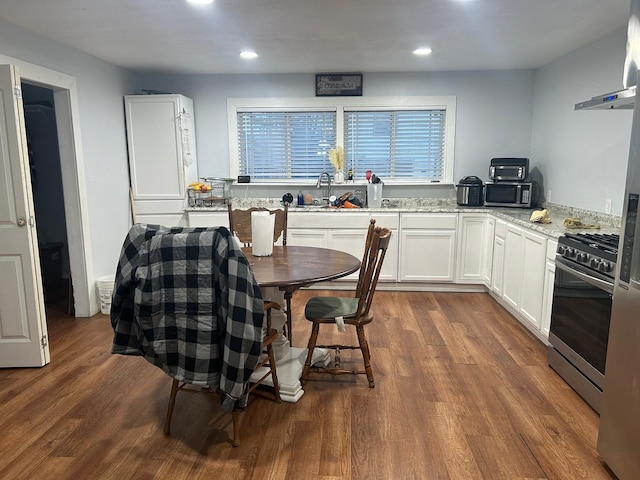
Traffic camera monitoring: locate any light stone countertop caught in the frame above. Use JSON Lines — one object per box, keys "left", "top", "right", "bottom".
{"left": 185, "top": 198, "right": 621, "bottom": 239}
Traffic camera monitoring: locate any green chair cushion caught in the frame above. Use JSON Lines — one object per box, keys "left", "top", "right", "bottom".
{"left": 305, "top": 296, "right": 360, "bottom": 320}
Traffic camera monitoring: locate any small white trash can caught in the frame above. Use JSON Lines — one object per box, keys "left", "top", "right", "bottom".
{"left": 96, "top": 275, "right": 115, "bottom": 315}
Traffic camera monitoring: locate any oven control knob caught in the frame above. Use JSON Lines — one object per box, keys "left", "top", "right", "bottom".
{"left": 566, "top": 248, "right": 576, "bottom": 258}
{"left": 599, "top": 262, "right": 613, "bottom": 273}
{"left": 577, "top": 253, "right": 589, "bottom": 262}
{"left": 590, "top": 258, "right": 601, "bottom": 268}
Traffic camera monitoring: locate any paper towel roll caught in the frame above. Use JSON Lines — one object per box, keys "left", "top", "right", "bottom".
{"left": 251, "top": 211, "right": 275, "bottom": 256}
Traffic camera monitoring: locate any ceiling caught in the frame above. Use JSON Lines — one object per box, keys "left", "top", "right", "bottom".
{"left": 0, "top": 0, "right": 632, "bottom": 75}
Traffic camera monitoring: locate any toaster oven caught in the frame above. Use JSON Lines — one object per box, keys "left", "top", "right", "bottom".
{"left": 489, "top": 158, "right": 529, "bottom": 182}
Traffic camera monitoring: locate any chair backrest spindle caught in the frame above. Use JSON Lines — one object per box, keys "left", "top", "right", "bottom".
{"left": 355, "top": 226, "right": 391, "bottom": 320}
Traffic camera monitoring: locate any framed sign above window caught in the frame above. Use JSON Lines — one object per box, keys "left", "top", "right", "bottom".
{"left": 316, "top": 73, "right": 363, "bottom": 97}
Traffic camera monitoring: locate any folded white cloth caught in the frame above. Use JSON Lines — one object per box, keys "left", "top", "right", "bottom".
{"left": 530, "top": 209, "right": 551, "bottom": 224}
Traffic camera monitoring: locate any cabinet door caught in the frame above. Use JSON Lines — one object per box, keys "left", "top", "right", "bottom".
{"left": 541, "top": 258, "right": 556, "bottom": 340}
{"left": 501, "top": 225, "right": 525, "bottom": 309}
{"left": 329, "top": 229, "right": 368, "bottom": 281}
{"left": 539, "top": 239, "right": 557, "bottom": 339}
{"left": 288, "top": 229, "right": 328, "bottom": 248}
{"left": 456, "top": 214, "right": 494, "bottom": 284}
{"left": 399, "top": 230, "right": 456, "bottom": 281}
{"left": 518, "top": 230, "right": 547, "bottom": 329}
{"left": 482, "top": 217, "right": 496, "bottom": 285}
{"left": 329, "top": 228, "right": 398, "bottom": 281}
{"left": 125, "top": 95, "right": 197, "bottom": 201}
{"left": 491, "top": 234, "right": 505, "bottom": 296}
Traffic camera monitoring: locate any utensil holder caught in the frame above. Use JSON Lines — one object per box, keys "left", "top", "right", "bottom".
{"left": 367, "top": 183, "right": 383, "bottom": 208}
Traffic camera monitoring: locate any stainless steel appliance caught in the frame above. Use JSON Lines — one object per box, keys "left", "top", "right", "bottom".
{"left": 456, "top": 176, "right": 484, "bottom": 206}
{"left": 484, "top": 181, "right": 536, "bottom": 208}
{"left": 574, "top": 3, "right": 640, "bottom": 477}
{"left": 488, "top": 157, "right": 529, "bottom": 182}
{"left": 597, "top": 100, "right": 640, "bottom": 480}
{"left": 547, "top": 232, "right": 619, "bottom": 413}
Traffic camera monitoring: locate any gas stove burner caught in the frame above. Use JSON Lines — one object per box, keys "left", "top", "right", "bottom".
{"left": 564, "top": 232, "right": 620, "bottom": 251}
{"left": 557, "top": 232, "right": 619, "bottom": 279}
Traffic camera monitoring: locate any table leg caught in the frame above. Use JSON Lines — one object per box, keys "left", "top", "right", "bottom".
{"left": 253, "top": 286, "right": 330, "bottom": 403}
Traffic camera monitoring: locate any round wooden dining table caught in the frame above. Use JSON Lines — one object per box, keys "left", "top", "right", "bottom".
{"left": 242, "top": 245, "right": 361, "bottom": 402}
{"left": 243, "top": 245, "right": 361, "bottom": 289}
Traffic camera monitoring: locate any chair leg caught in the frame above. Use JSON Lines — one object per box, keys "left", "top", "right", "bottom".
{"left": 266, "top": 343, "right": 282, "bottom": 403}
{"left": 301, "top": 322, "right": 320, "bottom": 385}
{"left": 356, "top": 325, "right": 375, "bottom": 388}
{"left": 231, "top": 410, "right": 241, "bottom": 447}
{"left": 164, "top": 379, "right": 180, "bottom": 434}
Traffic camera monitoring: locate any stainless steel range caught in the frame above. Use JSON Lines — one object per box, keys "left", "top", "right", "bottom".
{"left": 547, "top": 232, "right": 619, "bottom": 413}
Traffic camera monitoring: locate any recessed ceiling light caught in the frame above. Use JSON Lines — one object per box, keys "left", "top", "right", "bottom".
{"left": 413, "top": 47, "right": 433, "bottom": 56}
{"left": 240, "top": 51, "right": 258, "bottom": 59}
{"left": 187, "top": 0, "right": 214, "bottom": 5}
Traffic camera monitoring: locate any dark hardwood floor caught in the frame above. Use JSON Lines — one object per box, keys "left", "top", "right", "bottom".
{"left": 0, "top": 291, "right": 617, "bottom": 479}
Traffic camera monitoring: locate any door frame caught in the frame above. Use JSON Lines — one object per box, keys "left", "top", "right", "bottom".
{"left": 1, "top": 54, "right": 94, "bottom": 317}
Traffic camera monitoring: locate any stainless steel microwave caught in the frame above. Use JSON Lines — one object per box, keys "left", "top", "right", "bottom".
{"left": 484, "top": 182, "right": 536, "bottom": 208}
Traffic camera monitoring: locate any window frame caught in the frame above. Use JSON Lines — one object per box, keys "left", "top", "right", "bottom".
{"left": 227, "top": 96, "right": 457, "bottom": 185}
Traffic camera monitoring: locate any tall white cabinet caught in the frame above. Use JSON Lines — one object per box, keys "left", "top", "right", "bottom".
{"left": 124, "top": 94, "right": 198, "bottom": 226}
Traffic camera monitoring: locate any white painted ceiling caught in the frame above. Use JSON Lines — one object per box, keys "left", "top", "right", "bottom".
{"left": 0, "top": 0, "right": 632, "bottom": 75}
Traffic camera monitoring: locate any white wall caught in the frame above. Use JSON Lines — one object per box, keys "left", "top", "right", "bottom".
{"left": 138, "top": 70, "right": 535, "bottom": 198}
{"left": 531, "top": 27, "right": 632, "bottom": 215}
{"left": 0, "top": 18, "right": 140, "bottom": 279}
{"left": 0, "top": 16, "right": 631, "bottom": 302}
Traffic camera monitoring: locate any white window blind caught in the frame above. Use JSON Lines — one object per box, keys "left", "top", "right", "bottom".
{"left": 229, "top": 96, "right": 456, "bottom": 184}
{"left": 237, "top": 111, "right": 336, "bottom": 180}
{"left": 344, "top": 109, "right": 447, "bottom": 181}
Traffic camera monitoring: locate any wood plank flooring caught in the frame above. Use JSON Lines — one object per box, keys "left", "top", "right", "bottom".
{"left": 0, "top": 291, "right": 617, "bottom": 479}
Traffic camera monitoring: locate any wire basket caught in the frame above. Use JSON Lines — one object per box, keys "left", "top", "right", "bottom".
{"left": 187, "top": 177, "right": 232, "bottom": 207}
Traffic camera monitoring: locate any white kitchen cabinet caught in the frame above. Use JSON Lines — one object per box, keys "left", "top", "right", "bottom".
{"left": 288, "top": 229, "right": 328, "bottom": 248}
{"left": 518, "top": 228, "right": 547, "bottom": 329}
{"left": 541, "top": 240, "right": 557, "bottom": 339}
{"left": 187, "top": 211, "right": 229, "bottom": 228}
{"left": 502, "top": 224, "right": 526, "bottom": 310}
{"left": 490, "top": 218, "right": 549, "bottom": 339}
{"left": 399, "top": 213, "right": 457, "bottom": 282}
{"left": 456, "top": 213, "right": 495, "bottom": 285}
{"left": 125, "top": 94, "right": 198, "bottom": 223}
{"left": 491, "top": 220, "right": 506, "bottom": 296}
{"left": 288, "top": 211, "right": 399, "bottom": 281}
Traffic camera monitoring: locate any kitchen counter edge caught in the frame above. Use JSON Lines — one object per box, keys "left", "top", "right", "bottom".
{"left": 185, "top": 199, "right": 621, "bottom": 239}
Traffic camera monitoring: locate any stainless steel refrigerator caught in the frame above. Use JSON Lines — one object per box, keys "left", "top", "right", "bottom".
{"left": 597, "top": 79, "right": 640, "bottom": 480}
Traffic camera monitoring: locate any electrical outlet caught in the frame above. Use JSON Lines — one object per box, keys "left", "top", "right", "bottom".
{"left": 545, "top": 190, "right": 551, "bottom": 202}
{"left": 605, "top": 199, "right": 612, "bottom": 214}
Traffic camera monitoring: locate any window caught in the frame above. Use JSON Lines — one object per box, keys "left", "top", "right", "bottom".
{"left": 228, "top": 96, "right": 456, "bottom": 184}
{"left": 344, "top": 109, "right": 447, "bottom": 180}
{"left": 237, "top": 111, "right": 336, "bottom": 180}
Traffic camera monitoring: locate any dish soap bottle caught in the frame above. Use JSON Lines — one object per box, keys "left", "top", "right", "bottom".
{"left": 297, "top": 190, "right": 304, "bottom": 206}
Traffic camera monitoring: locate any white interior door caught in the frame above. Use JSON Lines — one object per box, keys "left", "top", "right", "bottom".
{"left": 0, "top": 64, "right": 49, "bottom": 367}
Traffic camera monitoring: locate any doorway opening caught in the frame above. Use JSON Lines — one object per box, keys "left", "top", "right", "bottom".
{"left": 22, "top": 83, "right": 73, "bottom": 316}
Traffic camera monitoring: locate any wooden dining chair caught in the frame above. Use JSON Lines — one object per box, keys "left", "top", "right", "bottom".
{"left": 227, "top": 201, "right": 294, "bottom": 340}
{"left": 164, "top": 300, "right": 282, "bottom": 447}
{"left": 301, "top": 221, "right": 391, "bottom": 388}
{"left": 227, "top": 201, "right": 289, "bottom": 247}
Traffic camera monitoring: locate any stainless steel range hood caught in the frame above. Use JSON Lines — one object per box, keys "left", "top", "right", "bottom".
{"left": 575, "top": 0, "right": 639, "bottom": 111}
{"left": 575, "top": 86, "right": 636, "bottom": 110}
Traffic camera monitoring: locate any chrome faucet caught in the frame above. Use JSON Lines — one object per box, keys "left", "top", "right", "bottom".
{"left": 316, "top": 172, "right": 332, "bottom": 203}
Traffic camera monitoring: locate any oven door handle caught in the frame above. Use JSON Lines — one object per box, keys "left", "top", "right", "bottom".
{"left": 555, "top": 258, "right": 614, "bottom": 294}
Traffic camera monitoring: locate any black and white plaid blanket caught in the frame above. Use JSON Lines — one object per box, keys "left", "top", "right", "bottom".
{"left": 110, "top": 224, "right": 264, "bottom": 411}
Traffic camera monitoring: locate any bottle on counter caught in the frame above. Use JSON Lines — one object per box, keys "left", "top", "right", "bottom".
{"left": 297, "top": 190, "right": 304, "bottom": 206}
